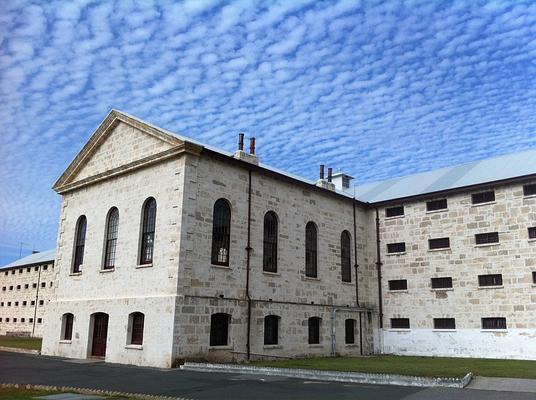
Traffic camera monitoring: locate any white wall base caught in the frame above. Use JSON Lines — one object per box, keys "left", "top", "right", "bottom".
{"left": 383, "top": 328, "right": 536, "bottom": 360}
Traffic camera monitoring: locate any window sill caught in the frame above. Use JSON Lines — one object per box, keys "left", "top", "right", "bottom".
{"left": 481, "top": 329, "right": 507, "bottom": 333}
{"left": 125, "top": 344, "right": 143, "bottom": 350}
{"left": 262, "top": 271, "right": 280, "bottom": 276}
{"left": 389, "top": 329, "right": 411, "bottom": 332}
{"left": 523, "top": 195, "right": 536, "bottom": 200}
{"left": 474, "top": 243, "right": 500, "bottom": 248}
{"left": 345, "top": 343, "right": 359, "bottom": 347}
{"left": 209, "top": 345, "right": 232, "bottom": 350}
{"left": 303, "top": 276, "right": 320, "bottom": 281}
{"left": 428, "top": 248, "right": 451, "bottom": 252}
{"left": 471, "top": 201, "right": 496, "bottom": 207}
{"left": 263, "top": 344, "right": 282, "bottom": 349}
{"left": 532, "top": 284, "right": 536, "bottom": 288}
{"left": 59, "top": 340, "right": 72, "bottom": 344}
{"left": 210, "top": 264, "right": 231, "bottom": 269}
{"left": 527, "top": 239, "right": 536, "bottom": 243}
{"left": 426, "top": 209, "right": 448, "bottom": 214}
{"left": 430, "top": 288, "right": 453, "bottom": 292}
{"left": 385, "top": 215, "right": 405, "bottom": 221}
{"left": 433, "top": 329, "right": 456, "bottom": 333}
{"left": 341, "top": 281, "right": 354, "bottom": 285}
{"left": 99, "top": 268, "right": 115, "bottom": 273}
{"left": 386, "top": 252, "right": 406, "bottom": 256}
{"left": 478, "top": 285, "right": 504, "bottom": 290}
{"left": 308, "top": 344, "right": 323, "bottom": 348}
{"left": 136, "top": 263, "right": 153, "bottom": 269}
{"left": 388, "top": 289, "right": 408, "bottom": 293}
{"left": 69, "top": 272, "right": 82, "bottom": 277}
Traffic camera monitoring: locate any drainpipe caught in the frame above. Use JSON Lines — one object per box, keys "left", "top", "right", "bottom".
{"left": 375, "top": 207, "right": 384, "bottom": 354}
{"left": 330, "top": 308, "right": 338, "bottom": 356}
{"left": 353, "top": 199, "right": 363, "bottom": 355}
{"left": 31, "top": 264, "right": 42, "bottom": 337}
{"left": 245, "top": 169, "right": 253, "bottom": 360}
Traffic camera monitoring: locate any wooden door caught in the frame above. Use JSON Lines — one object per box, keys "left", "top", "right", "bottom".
{"left": 91, "top": 313, "right": 108, "bottom": 357}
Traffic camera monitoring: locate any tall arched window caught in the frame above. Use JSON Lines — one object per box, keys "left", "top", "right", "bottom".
{"left": 211, "top": 199, "right": 231, "bottom": 266}
{"left": 128, "top": 312, "right": 144, "bottom": 345}
{"left": 305, "top": 222, "right": 318, "bottom": 278}
{"left": 103, "top": 208, "right": 119, "bottom": 270}
{"left": 263, "top": 211, "right": 278, "bottom": 272}
{"left": 61, "top": 313, "right": 74, "bottom": 341}
{"left": 73, "top": 216, "right": 87, "bottom": 273}
{"left": 139, "top": 198, "right": 156, "bottom": 265}
{"left": 341, "top": 230, "right": 351, "bottom": 282}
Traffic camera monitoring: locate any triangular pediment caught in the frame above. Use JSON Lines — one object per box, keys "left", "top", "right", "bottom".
{"left": 53, "top": 110, "right": 202, "bottom": 193}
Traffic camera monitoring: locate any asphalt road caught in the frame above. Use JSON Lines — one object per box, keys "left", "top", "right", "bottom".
{"left": 0, "top": 351, "right": 533, "bottom": 400}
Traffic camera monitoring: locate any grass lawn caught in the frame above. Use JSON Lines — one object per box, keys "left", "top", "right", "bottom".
{"left": 0, "top": 335, "right": 42, "bottom": 351}
{"left": 0, "top": 387, "right": 132, "bottom": 399}
{"left": 252, "top": 355, "right": 536, "bottom": 379}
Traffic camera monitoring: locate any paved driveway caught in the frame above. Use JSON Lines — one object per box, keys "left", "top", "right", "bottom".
{"left": 0, "top": 351, "right": 533, "bottom": 400}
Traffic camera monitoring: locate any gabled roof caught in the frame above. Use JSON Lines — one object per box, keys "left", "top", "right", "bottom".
{"left": 353, "top": 149, "right": 536, "bottom": 203}
{"left": 0, "top": 249, "right": 56, "bottom": 271}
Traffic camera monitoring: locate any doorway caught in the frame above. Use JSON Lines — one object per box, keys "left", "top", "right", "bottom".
{"left": 91, "top": 313, "right": 108, "bottom": 358}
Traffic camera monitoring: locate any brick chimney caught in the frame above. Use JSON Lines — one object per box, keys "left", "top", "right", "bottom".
{"left": 234, "top": 133, "right": 259, "bottom": 165}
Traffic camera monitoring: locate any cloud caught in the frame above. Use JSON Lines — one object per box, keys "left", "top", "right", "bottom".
{"left": 0, "top": 0, "right": 535, "bottom": 265}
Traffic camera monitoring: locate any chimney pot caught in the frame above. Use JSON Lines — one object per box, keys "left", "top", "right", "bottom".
{"left": 238, "top": 133, "right": 244, "bottom": 151}
{"left": 319, "top": 164, "right": 325, "bottom": 180}
{"left": 328, "top": 167, "right": 333, "bottom": 182}
{"left": 249, "top": 137, "right": 256, "bottom": 155}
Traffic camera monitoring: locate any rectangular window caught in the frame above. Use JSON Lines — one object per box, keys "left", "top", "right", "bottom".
{"left": 21, "top": 318, "right": 25, "bottom": 323}
{"left": 426, "top": 199, "right": 448, "bottom": 211}
{"left": 13, "top": 318, "right": 17, "bottom": 323}
{"left": 19, "top": 269, "right": 22, "bottom": 274}
{"left": 16, "top": 285, "right": 21, "bottom": 290}
{"left": 345, "top": 319, "right": 355, "bottom": 344}
{"left": 308, "top": 317, "right": 321, "bottom": 344}
{"left": 388, "top": 279, "right": 408, "bottom": 291}
{"left": 41, "top": 282, "right": 46, "bottom": 288}
{"left": 472, "top": 191, "right": 495, "bottom": 204}
{"left": 523, "top": 183, "right": 536, "bottom": 197}
{"left": 385, "top": 206, "right": 404, "bottom": 218}
{"left": 264, "top": 315, "right": 279, "bottom": 345}
{"left": 29, "top": 318, "right": 33, "bottom": 323}
{"left": 532, "top": 271, "right": 536, "bottom": 284}
{"left": 431, "top": 277, "right": 453, "bottom": 289}
{"left": 434, "top": 318, "right": 456, "bottom": 329}
{"left": 482, "top": 317, "right": 506, "bottom": 330}
{"left": 22, "top": 301, "right": 27, "bottom": 306}
{"left": 529, "top": 227, "right": 536, "bottom": 240}
{"left": 387, "top": 242, "right": 406, "bottom": 254}
{"left": 478, "top": 274, "right": 503, "bottom": 287}
{"left": 391, "top": 318, "right": 410, "bottom": 329}
{"left": 32, "top": 283, "right": 37, "bottom": 288}
{"left": 37, "top": 318, "right": 42, "bottom": 324}
{"left": 24, "top": 284, "right": 29, "bottom": 289}
{"left": 429, "top": 237, "right": 450, "bottom": 250}
{"left": 39, "top": 300, "right": 44, "bottom": 306}
{"left": 475, "top": 232, "right": 499, "bottom": 245}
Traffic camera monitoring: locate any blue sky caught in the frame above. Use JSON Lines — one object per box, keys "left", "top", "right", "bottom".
{"left": 0, "top": 0, "right": 535, "bottom": 265}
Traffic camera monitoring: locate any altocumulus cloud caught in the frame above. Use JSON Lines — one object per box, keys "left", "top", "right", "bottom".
{"left": 0, "top": 0, "right": 535, "bottom": 264}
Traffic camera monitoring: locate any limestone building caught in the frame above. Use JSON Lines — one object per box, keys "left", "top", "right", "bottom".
{"left": 0, "top": 249, "right": 56, "bottom": 337}
{"left": 41, "top": 109, "right": 536, "bottom": 367}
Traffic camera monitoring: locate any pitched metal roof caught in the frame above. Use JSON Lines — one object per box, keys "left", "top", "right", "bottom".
{"left": 353, "top": 149, "right": 536, "bottom": 203}
{"left": 0, "top": 249, "right": 56, "bottom": 270}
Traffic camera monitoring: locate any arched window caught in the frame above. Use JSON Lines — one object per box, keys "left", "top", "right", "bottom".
{"left": 61, "top": 313, "right": 74, "bottom": 341}
{"left": 103, "top": 208, "right": 119, "bottom": 270}
{"left": 128, "top": 312, "right": 145, "bottom": 345}
{"left": 211, "top": 199, "right": 231, "bottom": 266}
{"left": 210, "top": 313, "right": 230, "bottom": 346}
{"left": 305, "top": 222, "right": 318, "bottom": 278}
{"left": 308, "top": 316, "right": 321, "bottom": 344}
{"left": 73, "top": 216, "right": 87, "bottom": 273}
{"left": 263, "top": 211, "right": 278, "bottom": 272}
{"left": 264, "top": 315, "right": 280, "bottom": 345}
{"left": 139, "top": 198, "right": 156, "bottom": 265}
{"left": 341, "top": 230, "right": 351, "bottom": 282}
{"left": 345, "top": 319, "right": 355, "bottom": 344}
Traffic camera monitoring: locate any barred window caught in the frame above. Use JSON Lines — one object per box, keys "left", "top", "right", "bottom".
{"left": 263, "top": 211, "right": 278, "bottom": 273}
{"left": 385, "top": 206, "right": 404, "bottom": 218}
{"left": 308, "top": 317, "right": 321, "bottom": 344}
{"left": 103, "top": 208, "right": 119, "bottom": 269}
{"left": 426, "top": 199, "right": 447, "bottom": 211}
{"left": 528, "top": 227, "right": 536, "bottom": 239}
{"left": 139, "top": 198, "right": 157, "bottom": 265}
{"left": 434, "top": 318, "right": 455, "bottom": 330}
{"left": 211, "top": 199, "right": 231, "bottom": 266}
{"left": 431, "top": 277, "right": 453, "bottom": 289}
{"left": 340, "top": 230, "right": 351, "bottom": 282}
{"left": 264, "top": 315, "right": 279, "bottom": 345}
{"left": 388, "top": 279, "right": 407, "bottom": 291}
{"left": 73, "top": 215, "right": 87, "bottom": 273}
{"left": 391, "top": 318, "right": 410, "bottom": 329}
{"left": 478, "top": 274, "right": 503, "bottom": 287}
{"left": 62, "top": 313, "right": 74, "bottom": 340}
{"left": 305, "top": 222, "right": 318, "bottom": 278}
{"left": 523, "top": 184, "right": 536, "bottom": 197}
{"left": 345, "top": 319, "right": 355, "bottom": 344}
{"left": 482, "top": 317, "right": 506, "bottom": 330}
{"left": 475, "top": 232, "right": 499, "bottom": 245}
{"left": 472, "top": 191, "right": 495, "bottom": 204}
{"left": 129, "top": 312, "right": 144, "bottom": 345}
{"left": 429, "top": 237, "right": 450, "bottom": 250}
{"left": 387, "top": 242, "right": 406, "bottom": 254}
{"left": 210, "top": 313, "right": 230, "bottom": 346}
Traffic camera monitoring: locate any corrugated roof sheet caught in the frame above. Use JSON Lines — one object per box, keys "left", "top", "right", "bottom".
{"left": 353, "top": 149, "right": 536, "bottom": 203}
{"left": 0, "top": 249, "right": 56, "bottom": 270}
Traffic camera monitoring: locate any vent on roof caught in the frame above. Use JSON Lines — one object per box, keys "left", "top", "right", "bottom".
{"left": 316, "top": 164, "right": 335, "bottom": 191}
{"left": 332, "top": 172, "right": 354, "bottom": 191}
